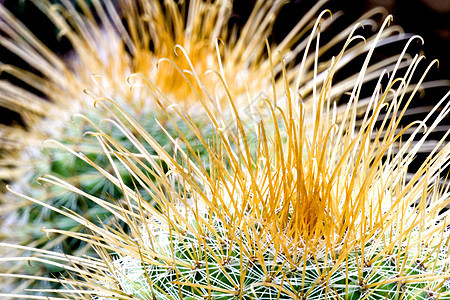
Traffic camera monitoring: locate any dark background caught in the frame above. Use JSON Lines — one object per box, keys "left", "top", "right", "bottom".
{"left": 234, "top": 0, "right": 449, "bottom": 77}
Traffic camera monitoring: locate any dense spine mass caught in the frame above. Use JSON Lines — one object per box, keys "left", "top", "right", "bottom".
{"left": 104, "top": 214, "right": 449, "bottom": 299}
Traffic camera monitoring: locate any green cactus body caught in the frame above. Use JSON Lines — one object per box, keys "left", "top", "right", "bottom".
{"left": 96, "top": 206, "right": 449, "bottom": 300}
{"left": 11, "top": 110, "right": 212, "bottom": 277}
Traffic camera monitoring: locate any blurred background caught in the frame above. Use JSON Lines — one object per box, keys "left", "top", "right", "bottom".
{"left": 0, "top": 0, "right": 448, "bottom": 124}
{"left": 0, "top": 0, "right": 448, "bottom": 133}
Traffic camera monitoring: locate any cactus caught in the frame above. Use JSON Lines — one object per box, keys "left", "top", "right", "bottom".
{"left": 1, "top": 0, "right": 449, "bottom": 299}
{"left": 0, "top": 0, "right": 426, "bottom": 293}
{"left": 2, "top": 6, "right": 450, "bottom": 297}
